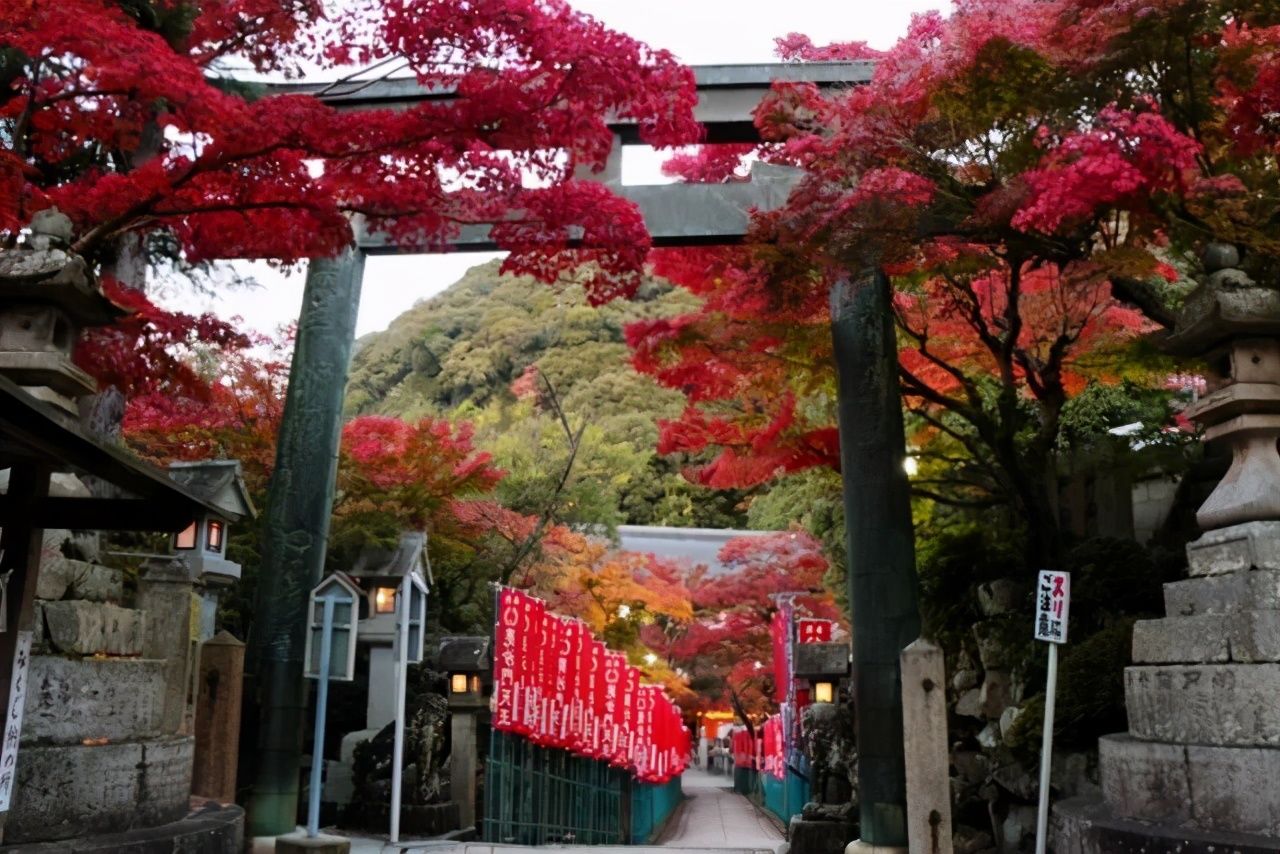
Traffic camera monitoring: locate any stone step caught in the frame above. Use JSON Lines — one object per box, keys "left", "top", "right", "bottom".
{"left": 36, "top": 557, "right": 124, "bottom": 603}
{"left": 1132, "top": 611, "right": 1280, "bottom": 663}
{"left": 1125, "top": 663, "right": 1280, "bottom": 747}
{"left": 23, "top": 656, "right": 167, "bottom": 745}
{"left": 1164, "top": 570, "right": 1280, "bottom": 616}
{"left": 1186, "top": 521, "right": 1280, "bottom": 577}
{"left": 7, "top": 736, "right": 194, "bottom": 844}
{"left": 41, "top": 600, "right": 145, "bottom": 656}
{"left": 1099, "top": 733, "right": 1280, "bottom": 837}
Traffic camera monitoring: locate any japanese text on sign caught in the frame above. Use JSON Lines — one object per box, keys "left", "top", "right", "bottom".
{"left": 0, "top": 631, "right": 32, "bottom": 811}
{"left": 1034, "top": 570, "right": 1070, "bottom": 644}
{"left": 797, "top": 619, "right": 833, "bottom": 644}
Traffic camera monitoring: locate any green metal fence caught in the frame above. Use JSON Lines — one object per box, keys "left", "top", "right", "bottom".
{"left": 760, "top": 769, "right": 809, "bottom": 828}
{"left": 629, "top": 776, "right": 683, "bottom": 844}
{"left": 483, "top": 730, "right": 683, "bottom": 845}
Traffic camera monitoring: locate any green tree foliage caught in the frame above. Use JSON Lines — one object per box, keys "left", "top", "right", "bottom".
{"left": 346, "top": 260, "right": 754, "bottom": 528}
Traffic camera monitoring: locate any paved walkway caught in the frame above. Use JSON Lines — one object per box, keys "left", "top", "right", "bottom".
{"left": 654, "top": 767, "right": 784, "bottom": 852}
{"left": 303, "top": 766, "right": 784, "bottom": 854}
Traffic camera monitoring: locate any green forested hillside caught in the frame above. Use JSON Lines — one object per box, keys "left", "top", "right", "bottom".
{"left": 345, "top": 261, "right": 751, "bottom": 529}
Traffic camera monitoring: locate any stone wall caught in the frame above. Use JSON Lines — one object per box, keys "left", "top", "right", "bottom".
{"left": 8, "top": 521, "right": 198, "bottom": 844}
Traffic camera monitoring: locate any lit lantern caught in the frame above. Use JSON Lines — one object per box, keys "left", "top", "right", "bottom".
{"left": 166, "top": 461, "right": 256, "bottom": 581}
{"left": 374, "top": 586, "right": 396, "bottom": 614}
{"left": 440, "top": 636, "right": 491, "bottom": 710}
{"left": 793, "top": 641, "right": 851, "bottom": 706}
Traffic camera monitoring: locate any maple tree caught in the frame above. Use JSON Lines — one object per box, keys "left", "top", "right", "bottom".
{"left": 630, "top": 0, "right": 1280, "bottom": 564}
{"left": 511, "top": 525, "right": 699, "bottom": 707}
{"left": 1, "top": 0, "right": 699, "bottom": 305}
{"left": 660, "top": 530, "right": 842, "bottom": 718}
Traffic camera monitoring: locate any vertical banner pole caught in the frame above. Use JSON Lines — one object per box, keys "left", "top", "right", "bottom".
{"left": 307, "top": 596, "right": 335, "bottom": 838}
{"left": 390, "top": 573, "right": 411, "bottom": 843}
{"left": 1033, "top": 642, "right": 1059, "bottom": 854}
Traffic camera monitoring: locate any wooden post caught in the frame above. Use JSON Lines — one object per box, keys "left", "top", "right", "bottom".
{"left": 0, "top": 462, "right": 51, "bottom": 843}
{"left": 901, "top": 639, "right": 953, "bottom": 854}
{"left": 193, "top": 630, "right": 245, "bottom": 803}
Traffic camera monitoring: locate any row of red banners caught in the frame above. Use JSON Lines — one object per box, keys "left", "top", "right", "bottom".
{"left": 730, "top": 717, "right": 786, "bottom": 780}
{"left": 492, "top": 587, "right": 690, "bottom": 783}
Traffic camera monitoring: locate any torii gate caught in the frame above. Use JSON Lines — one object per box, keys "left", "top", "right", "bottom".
{"left": 249, "top": 60, "right": 921, "bottom": 853}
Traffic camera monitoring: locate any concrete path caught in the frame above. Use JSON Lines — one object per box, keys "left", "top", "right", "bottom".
{"left": 317, "top": 766, "right": 784, "bottom": 854}
{"left": 654, "top": 767, "right": 783, "bottom": 852}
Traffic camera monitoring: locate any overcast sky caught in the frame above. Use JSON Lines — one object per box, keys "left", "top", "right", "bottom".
{"left": 166, "top": 0, "right": 946, "bottom": 338}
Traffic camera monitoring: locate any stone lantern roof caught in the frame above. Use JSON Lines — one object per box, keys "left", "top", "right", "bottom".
{"left": 167, "top": 459, "right": 257, "bottom": 523}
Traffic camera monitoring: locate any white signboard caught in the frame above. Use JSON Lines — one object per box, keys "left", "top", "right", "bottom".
{"left": 0, "top": 630, "right": 33, "bottom": 811}
{"left": 1034, "top": 570, "right": 1070, "bottom": 644}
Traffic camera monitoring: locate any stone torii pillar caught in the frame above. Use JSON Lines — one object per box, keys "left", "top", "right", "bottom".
{"left": 831, "top": 270, "right": 922, "bottom": 853}
{"left": 246, "top": 249, "right": 365, "bottom": 837}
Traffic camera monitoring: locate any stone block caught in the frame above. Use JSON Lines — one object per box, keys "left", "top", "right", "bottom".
{"left": 977, "top": 580, "right": 1023, "bottom": 617}
{"left": 38, "top": 557, "right": 123, "bottom": 603}
{"left": 1098, "top": 734, "right": 1191, "bottom": 825}
{"left": 791, "top": 818, "right": 855, "bottom": 854}
{"left": 24, "top": 655, "right": 167, "bottom": 744}
{"left": 1000, "top": 805, "right": 1037, "bottom": 854}
{"left": 6, "top": 736, "right": 195, "bottom": 843}
{"left": 955, "top": 689, "right": 982, "bottom": 719}
{"left": 978, "top": 671, "right": 1013, "bottom": 719}
{"left": 36, "top": 555, "right": 72, "bottom": 601}
{"left": 1186, "top": 521, "right": 1280, "bottom": 576}
{"left": 1165, "top": 570, "right": 1280, "bottom": 616}
{"left": 1186, "top": 743, "right": 1280, "bottom": 837}
{"left": 1100, "top": 734, "right": 1280, "bottom": 836}
{"left": 67, "top": 561, "right": 124, "bottom": 602}
{"left": 1131, "top": 615, "right": 1230, "bottom": 663}
{"left": 1125, "top": 663, "right": 1280, "bottom": 747}
{"left": 951, "top": 669, "right": 978, "bottom": 692}
{"left": 42, "top": 601, "right": 145, "bottom": 656}
{"left": 1052, "top": 794, "right": 1280, "bottom": 854}
{"left": 972, "top": 622, "right": 1013, "bottom": 670}
{"left": 276, "top": 834, "right": 352, "bottom": 854}
{"left": 323, "top": 759, "right": 355, "bottom": 807}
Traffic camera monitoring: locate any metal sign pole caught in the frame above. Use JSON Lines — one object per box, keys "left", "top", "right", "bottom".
{"left": 390, "top": 573, "right": 411, "bottom": 843}
{"left": 1032, "top": 569, "right": 1070, "bottom": 854}
{"left": 307, "top": 595, "right": 335, "bottom": 838}
{"left": 1033, "top": 642, "right": 1059, "bottom": 854}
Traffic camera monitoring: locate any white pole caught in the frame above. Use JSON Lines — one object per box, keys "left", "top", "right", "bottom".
{"left": 307, "top": 596, "right": 335, "bottom": 838}
{"left": 1033, "top": 642, "right": 1059, "bottom": 854}
{"left": 390, "top": 573, "right": 411, "bottom": 844}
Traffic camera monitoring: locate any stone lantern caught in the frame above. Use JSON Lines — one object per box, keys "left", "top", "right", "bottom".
{"left": 793, "top": 642, "right": 851, "bottom": 704}
{"left": 439, "top": 636, "right": 491, "bottom": 832}
{"left": 0, "top": 209, "right": 125, "bottom": 416}
{"left": 1055, "top": 245, "right": 1280, "bottom": 851}
{"left": 166, "top": 460, "right": 257, "bottom": 640}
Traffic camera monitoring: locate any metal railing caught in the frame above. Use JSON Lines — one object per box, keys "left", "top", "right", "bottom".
{"left": 483, "top": 730, "right": 685, "bottom": 845}
{"left": 484, "top": 730, "right": 630, "bottom": 845}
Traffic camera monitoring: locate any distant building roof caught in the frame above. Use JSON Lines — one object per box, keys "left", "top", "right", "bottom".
{"left": 615, "top": 525, "right": 777, "bottom": 576}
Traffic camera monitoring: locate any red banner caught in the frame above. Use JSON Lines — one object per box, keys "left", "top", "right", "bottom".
{"left": 491, "top": 588, "right": 688, "bottom": 783}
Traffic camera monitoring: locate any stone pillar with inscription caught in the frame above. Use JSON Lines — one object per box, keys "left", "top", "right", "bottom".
{"left": 1053, "top": 245, "right": 1280, "bottom": 853}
